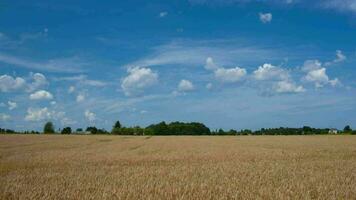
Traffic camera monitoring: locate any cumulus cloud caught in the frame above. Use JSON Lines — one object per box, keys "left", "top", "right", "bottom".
{"left": 25, "top": 107, "right": 66, "bottom": 122}
{"left": 0, "top": 113, "right": 11, "bottom": 121}
{"left": 178, "top": 79, "right": 195, "bottom": 92}
{"left": 253, "top": 64, "right": 289, "bottom": 81}
{"left": 204, "top": 57, "right": 247, "bottom": 83}
{"left": 252, "top": 63, "right": 304, "bottom": 94}
{"left": 27, "top": 73, "right": 48, "bottom": 92}
{"left": 7, "top": 101, "right": 17, "bottom": 110}
{"left": 76, "top": 94, "right": 85, "bottom": 102}
{"left": 84, "top": 110, "right": 96, "bottom": 122}
{"left": 25, "top": 107, "right": 52, "bottom": 121}
{"left": 68, "top": 86, "right": 75, "bottom": 93}
{"left": 29, "top": 90, "right": 53, "bottom": 100}
{"left": 259, "top": 12, "right": 272, "bottom": 23}
{"left": 214, "top": 67, "right": 247, "bottom": 83}
{"left": 302, "top": 60, "right": 322, "bottom": 72}
{"left": 0, "top": 74, "right": 26, "bottom": 92}
{"left": 304, "top": 68, "right": 340, "bottom": 88}
{"left": 274, "top": 80, "right": 305, "bottom": 93}
{"left": 301, "top": 59, "right": 340, "bottom": 88}
{"left": 205, "top": 57, "right": 219, "bottom": 71}
{"left": 121, "top": 67, "right": 158, "bottom": 96}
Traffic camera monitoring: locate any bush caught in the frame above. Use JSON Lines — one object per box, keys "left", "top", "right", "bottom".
{"left": 61, "top": 127, "right": 72, "bottom": 134}
{"left": 43, "top": 122, "right": 55, "bottom": 134}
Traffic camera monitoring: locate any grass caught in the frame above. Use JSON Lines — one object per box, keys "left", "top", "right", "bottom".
{"left": 1, "top": 135, "right": 356, "bottom": 199}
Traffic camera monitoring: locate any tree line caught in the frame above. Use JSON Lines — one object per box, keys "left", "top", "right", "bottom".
{"left": 1, "top": 121, "right": 355, "bottom": 135}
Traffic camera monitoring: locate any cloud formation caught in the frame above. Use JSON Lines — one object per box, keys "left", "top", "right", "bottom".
{"left": 0, "top": 75, "right": 26, "bottom": 92}
{"left": 25, "top": 107, "right": 52, "bottom": 121}
{"left": 178, "top": 79, "right": 195, "bottom": 92}
{"left": 8, "top": 101, "right": 17, "bottom": 110}
{"left": 259, "top": 12, "right": 273, "bottom": 23}
{"left": 29, "top": 90, "right": 53, "bottom": 100}
{"left": 274, "top": 80, "right": 305, "bottom": 93}
{"left": 214, "top": 67, "right": 247, "bottom": 83}
{"left": 84, "top": 110, "right": 96, "bottom": 122}
{"left": 121, "top": 67, "right": 158, "bottom": 96}
{"left": 253, "top": 64, "right": 289, "bottom": 81}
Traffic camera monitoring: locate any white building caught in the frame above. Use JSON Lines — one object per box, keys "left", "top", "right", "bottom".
{"left": 328, "top": 129, "right": 338, "bottom": 134}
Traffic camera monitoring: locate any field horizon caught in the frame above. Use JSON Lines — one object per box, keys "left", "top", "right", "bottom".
{"left": 1, "top": 134, "right": 356, "bottom": 199}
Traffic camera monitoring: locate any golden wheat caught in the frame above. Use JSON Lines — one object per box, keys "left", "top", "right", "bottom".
{"left": 1, "top": 135, "right": 356, "bottom": 199}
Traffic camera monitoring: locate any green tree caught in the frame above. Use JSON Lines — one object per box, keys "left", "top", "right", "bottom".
{"left": 112, "top": 120, "right": 122, "bottom": 134}
{"left": 344, "top": 125, "right": 352, "bottom": 133}
{"left": 43, "top": 122, "right": 55, "bottom": 134}
{"left": 61, "top": 127, "right": 72, "bottom": 134}
{"left": 86, "top": 127, "right": 98, "bottom": 134}
{"left": 114, "top": 121, "right": 122, "bottom": 129}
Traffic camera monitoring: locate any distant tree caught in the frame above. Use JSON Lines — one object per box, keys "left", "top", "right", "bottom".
{"left": 114, "top": 121, "right": 122, "bottom": 129}
{"left": 61, "top": 127, "right": 72, "bottom": 134}
{"left": 344, "top": 125, "right": 352, "bottom": 133}
{"left": 76, "top": 128, "right": 83, "bottom": 132}
{"left": 302, "top": 126, "right": 312, "bottom": 134}
{"left": 112, "top": 120, "right": 122, "bottom": 134}
{"left": 86, "top": 126, "right": 98, "bottom": 134}
{"left": 218, "top": 129, "right": 225, "bottom": 135}
{"left": 43, "top": 122, "right": 55, "bottom": 134}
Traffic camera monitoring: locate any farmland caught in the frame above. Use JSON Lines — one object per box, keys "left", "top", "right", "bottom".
{"left": 1, "top": 135, "right": 356, "bottom": 199}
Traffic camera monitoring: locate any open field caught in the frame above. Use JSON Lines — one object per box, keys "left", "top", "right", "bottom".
{"left": 1, "top": 135, "right": 356, "bottom": 199}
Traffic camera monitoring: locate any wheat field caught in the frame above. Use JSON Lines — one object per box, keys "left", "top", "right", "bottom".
{"left": 0, "top": 135, "right": 355, "bottom": 199}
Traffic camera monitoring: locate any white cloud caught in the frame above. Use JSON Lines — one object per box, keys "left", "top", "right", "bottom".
{"left": 0, "top": 74, "right": 26, "bottom": 92}
{"left": 205, "top": 57, "right": 219, "bottom": 71}
{"left": 29, "top": 90, "right": 53, "bottom": 100}
{"left": 24, "top": 107, "right": 67, "bottom": 122}
{"left": 50, "top": 101, "right": 56, "bottom": 106}
{"left": 27, "top": 73, "right": 48, "bottom": 92}
{"left": 68, "top": 86, "right": 75, "bottom": 94}
{"left": 76, "top": 94, "right": 85, "bottom": 102}
{"left": 159, "top": 11, "right": 168, "bottom": 17}
{"left": 325, "top": 50, "right": 347, "bottom": 66}
{"left": 121, "top": 67, "right": 158, "bottom": 96}
{"left": 259, "top": 12, "right": 272, "bottom": 23}
{"left": 0, "top": 113, "right": 11, "bottom": 121}
{"left": 274, "top": 80, "right": 305, "bottom": 93}
{"left": 214, "top": 67, "right": 247, "bottom": 83}
{"left": 178, "top": 79, "right": 195, "bottom": 92}
{"left": 302, "top": 60, "right": 322, "bottom": 72}
{"left": 84, "top": 110, "right": 96, "bottom": 122}
{"left": 304, "top": 68, "right": 339, "bottom": 88}
{"left": 253, "top": 64, "right": 289, "bottom": 81}
{"left": 7, "top": 101, "right": 17, "bottom": 110}
{"left": 25, "top": 107, "right": 52, "bottom": 121}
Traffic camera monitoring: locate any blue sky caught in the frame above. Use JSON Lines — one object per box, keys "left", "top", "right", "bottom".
{"left": 1, "top": 0, "right": 356, "bottom": 131}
